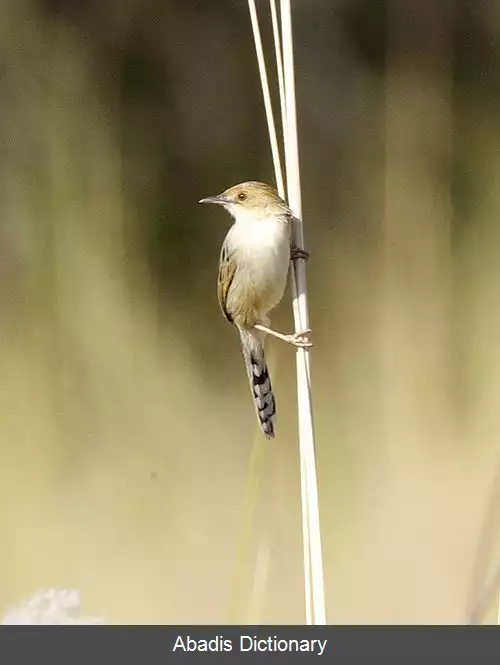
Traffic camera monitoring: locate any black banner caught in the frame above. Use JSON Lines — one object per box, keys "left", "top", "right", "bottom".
{"left": 1, "top": 626, "right": 500, "bottom": 664}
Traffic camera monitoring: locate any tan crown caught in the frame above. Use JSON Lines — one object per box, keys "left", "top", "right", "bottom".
{"left": 200, "top": 181, "right": 291, "bottom": 216}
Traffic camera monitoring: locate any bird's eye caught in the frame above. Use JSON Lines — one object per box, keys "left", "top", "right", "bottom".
{"left": 237, "top": 192, "right": 247, "bottom": 202}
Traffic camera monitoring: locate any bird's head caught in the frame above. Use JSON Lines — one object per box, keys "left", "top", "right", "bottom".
{"left": 199, "top": 181, "right": 291, "bottom": 221}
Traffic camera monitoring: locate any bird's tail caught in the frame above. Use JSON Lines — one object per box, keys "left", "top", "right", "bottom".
{"left": 238, "top": 327, "right": 276, "bottom": 439}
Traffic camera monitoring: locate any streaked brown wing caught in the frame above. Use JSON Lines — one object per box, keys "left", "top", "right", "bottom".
{"left": 217, "top": 243, "right": 237, "bottom": 323}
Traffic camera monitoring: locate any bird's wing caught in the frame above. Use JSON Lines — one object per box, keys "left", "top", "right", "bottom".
{"left": 217, "top": 241, "right": 237, "bottom": 323}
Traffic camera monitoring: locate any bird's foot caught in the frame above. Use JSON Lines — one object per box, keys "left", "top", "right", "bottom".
{"left": 284, "top": 329, "right": 313, "bottom": 348}
{"left": 291, "top": 244, "right": 310, "bottom": 262}
{"left": 254, "top": 324, "right": 314, "bottom": 348}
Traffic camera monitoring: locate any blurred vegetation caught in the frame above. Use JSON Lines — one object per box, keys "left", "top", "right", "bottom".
{"left": 1, "top": 0, "right": 500, "bottom": 623}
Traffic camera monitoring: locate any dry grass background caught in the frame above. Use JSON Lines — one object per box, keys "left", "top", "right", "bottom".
{"left": 1, "top": 0, "right": 500, "bottom": 624}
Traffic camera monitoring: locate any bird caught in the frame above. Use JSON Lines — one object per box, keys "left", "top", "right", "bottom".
{"left": 199, "top": 181, "right": 311, "bottom": 439}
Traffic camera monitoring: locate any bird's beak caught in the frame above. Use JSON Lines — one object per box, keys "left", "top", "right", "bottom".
{"left": 198, "top": 195, "right": 230, "bottom": 206}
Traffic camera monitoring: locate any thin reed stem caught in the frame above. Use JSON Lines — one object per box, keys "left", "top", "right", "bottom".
{"left": 247, "top": 0, "right": 326, "bottom": 625}
{"left": 280, "top": 0, "right": 326, "bottom": 626}
{"left": 247, "top": 0, "right": 285, "bottom": 195}
{"left": 269, "top": 0, "right": 288, "bottom": 171}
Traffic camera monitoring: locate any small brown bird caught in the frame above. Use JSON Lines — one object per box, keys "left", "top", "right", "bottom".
{"left": 199, "top": 181, "right": 311, "bottom": 438}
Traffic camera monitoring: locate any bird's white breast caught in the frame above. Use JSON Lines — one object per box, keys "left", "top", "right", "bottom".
{"left": 226, "top": 215, "right": 291, "bottom": 319}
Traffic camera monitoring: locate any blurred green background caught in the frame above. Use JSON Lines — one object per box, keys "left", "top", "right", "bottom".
{"left": 1, "top": 0, "right": 500, "bottom": 624}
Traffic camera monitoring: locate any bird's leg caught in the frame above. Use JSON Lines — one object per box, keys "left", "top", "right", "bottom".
{"left": 290, "top": 244, "right": 310, "bottom": 262}
{"left": 254, "top": 324, "right": 313, "bottom": 348}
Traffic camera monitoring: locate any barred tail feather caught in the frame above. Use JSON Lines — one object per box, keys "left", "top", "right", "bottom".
{"left": 239, "top": 328, "right": 276, "bottom": 439}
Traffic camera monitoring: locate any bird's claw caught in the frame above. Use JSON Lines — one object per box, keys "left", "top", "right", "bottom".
{"left": 285, "top": 329, "right": 313, "bottom": 348}
{"left": 291, "top": 245, "right": 310, "bottom": 262}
